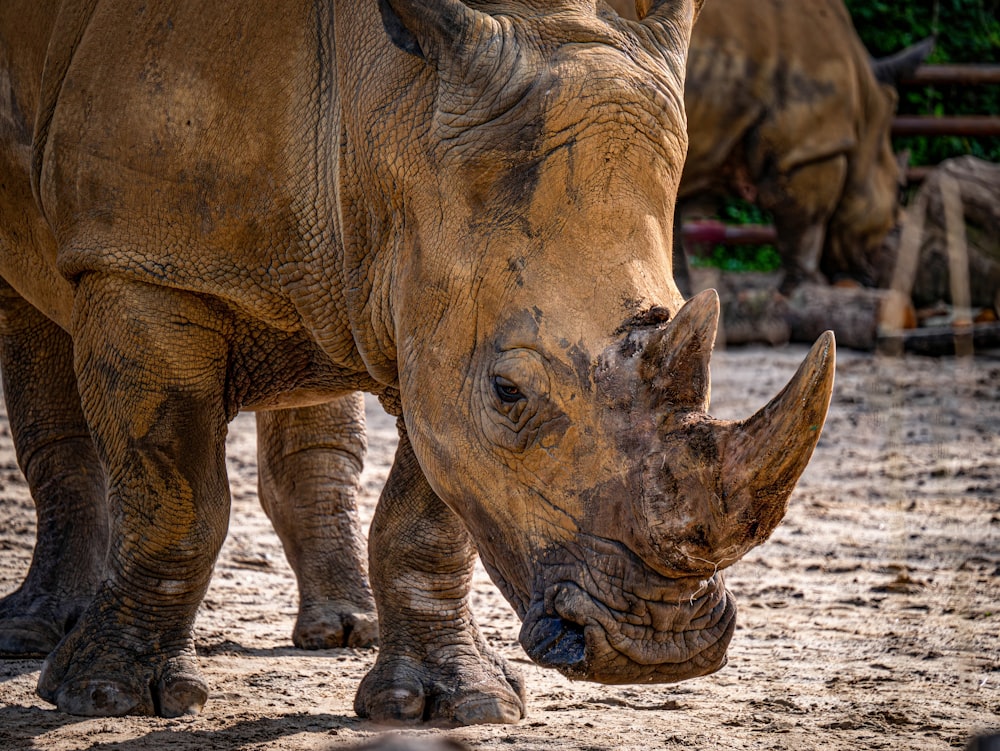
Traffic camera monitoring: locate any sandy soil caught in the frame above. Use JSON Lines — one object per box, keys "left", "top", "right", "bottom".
{"left": 0, "top": 344, "right": 997, "bottom": 750}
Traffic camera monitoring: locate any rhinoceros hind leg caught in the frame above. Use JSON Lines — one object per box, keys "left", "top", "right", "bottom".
{"left": 292, "top": 605, "right": 378, "bottom": 650}
{"left": 256, "top": 396, "right": 378, "bottom": 650}
{"left": 354, "top": 428, "right": 525, "bottom": 726}
{"left": 0, "top": 281, "right": 108, "bottom": 658}
{"left": 0, "top": 608, "right": 67, "bottom": 658}
{"left": 761, "top": 156, "right": 847, "bottom": 294}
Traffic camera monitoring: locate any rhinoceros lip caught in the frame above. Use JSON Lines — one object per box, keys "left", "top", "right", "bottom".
{"left": 518, "top": 611, "right": 588, "bottom": 676}
{"left": 518, "top": 576, "right": 735, "bottom": 683}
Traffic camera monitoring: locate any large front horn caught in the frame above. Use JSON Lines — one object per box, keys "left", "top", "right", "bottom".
{"left": 638, "top": 302, "right": 835, "bottom": 576}
{"left": 709, "top": 330, "right": 836, "bottom": 560}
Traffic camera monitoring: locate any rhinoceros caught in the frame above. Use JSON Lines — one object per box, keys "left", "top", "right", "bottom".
{"left": 0, "top": 0, "right": 835, "bottom": 725}
{"left": 608, "top": 0, "right": 932, "bottom": 292}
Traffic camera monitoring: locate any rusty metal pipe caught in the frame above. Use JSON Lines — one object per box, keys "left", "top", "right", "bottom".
{"left": 892, "top": 116, "right": 1000, "bottom": 137}
{"left": 901, "top": 64, "right": 1000, "bottom": 86}
{"left": 681, "top": 220, "right": 778, "bottom": 246}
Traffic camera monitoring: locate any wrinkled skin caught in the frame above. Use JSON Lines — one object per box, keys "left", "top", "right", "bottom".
{"left": 0, "top": 290, "right": 378, "bottom": 659}
{"left": 0, "top": 0, "right": 835, "bottom": 725}
{"left": 608, "top": 0, "right": 930, "bottom": 291}
{"left": 0, "top": 277, "right": 109, "bottom": 658}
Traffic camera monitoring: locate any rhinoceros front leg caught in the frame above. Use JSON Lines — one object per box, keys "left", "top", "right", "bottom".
{"left": 37, "top": 274, "right": 231, "bottom": 717}
{"left": 355, "top": 426, "right": 525, "bottom": 726}
{"left": 256, "top": 396, "right": 378, "bottom": 649}
{"left": 0, "top": 281, "right": 108, "bottom": 657}
{"left": 762, "top": 156, "right": 848, "bottom": 293}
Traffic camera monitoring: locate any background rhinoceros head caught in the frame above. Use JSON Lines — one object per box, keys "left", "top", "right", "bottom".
{"left": 825, "top": 36, "right": 935, "bottom": 283}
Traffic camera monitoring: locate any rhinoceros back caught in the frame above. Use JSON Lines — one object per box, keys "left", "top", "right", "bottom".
{"left": 34, "top": 0, "right": 334, "bottom": 330}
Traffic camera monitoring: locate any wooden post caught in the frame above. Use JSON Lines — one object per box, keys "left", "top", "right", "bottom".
{"left": 787, "top": 284, "right": 914, "bottom": 352}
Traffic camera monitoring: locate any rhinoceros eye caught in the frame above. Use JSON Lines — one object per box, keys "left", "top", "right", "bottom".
{"left": 493, "top": 375, "right": 525, "bottom": 404}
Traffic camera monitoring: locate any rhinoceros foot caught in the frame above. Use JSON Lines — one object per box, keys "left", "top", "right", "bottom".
{"left": 292, "top": 601, "right": 378, "bottom": 650}
{"left": 39, "top": 668, "right": 206, "bottom": 718}
{"left": 0, "top": 590, "right": 88, "bottom": 658}
{"left": 354, "top": 641, "right": 525, "bottom": 726}
{"left": 36, "top": 597, "right": 207, "bottom": 717}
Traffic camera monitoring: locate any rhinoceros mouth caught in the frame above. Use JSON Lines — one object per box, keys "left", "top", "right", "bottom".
{"left": 516, "top": 552, "right": 736, "bottom": 684}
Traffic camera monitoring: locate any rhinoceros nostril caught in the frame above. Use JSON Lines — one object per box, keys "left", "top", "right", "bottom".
{"left": 519, "top": 614, "right": 586, "bottom": 675}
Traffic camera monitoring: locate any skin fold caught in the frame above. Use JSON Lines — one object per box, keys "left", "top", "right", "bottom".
{"left": 0, "top": 0, "right": 834, "bottom": 725}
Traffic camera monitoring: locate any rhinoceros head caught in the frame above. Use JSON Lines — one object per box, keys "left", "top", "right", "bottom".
{"left": 826, "top": 37, "right": 934, "bottom": 283}
{"left": 824, "top": 80, "right": 903, "bottom": 283}
{"left": 358, "top": 0, "right": 835, "bottom": 684}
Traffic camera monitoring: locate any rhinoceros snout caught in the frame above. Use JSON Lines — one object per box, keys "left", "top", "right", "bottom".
{"left": 517, "top": 576, "right": 734, "bottom": 684}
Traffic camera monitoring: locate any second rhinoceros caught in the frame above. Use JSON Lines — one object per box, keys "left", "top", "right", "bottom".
{"left": 0, "top": 0, "right": 834, "bottom": 725}
{"left": 609, "top": 0, "right": 932, "bottom": 291}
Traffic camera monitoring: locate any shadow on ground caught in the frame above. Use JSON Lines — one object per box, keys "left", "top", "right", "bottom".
{"left": 0, "top": 704, "right": 362, "bottom": 750}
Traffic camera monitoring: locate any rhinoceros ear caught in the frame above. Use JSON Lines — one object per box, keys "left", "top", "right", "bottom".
{"left": 378, "top": 0, "right": 499, "bottom": 64}
{"left": 870, "top": 36, "right": 935, "bottom": 86}
{"left": 631, "top": 0, "right": 702, "bottom": 67}
{"left": 635, "top": 0, "right": 704, "bottom": 25}
{"left": 378, "top": 0, "right": 424, "bottom": 57}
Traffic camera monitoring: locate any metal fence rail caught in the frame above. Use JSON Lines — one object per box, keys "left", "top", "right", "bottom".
{"left": 892, "top": 116, "right": 1000, "bottom": 137}
{"left": 681, "top": 221, "right": 777, "bottom": 247}
{"left": 893, "top": 64, "right": 999, "bottom": 137}
{"left": 901, "top": 64, "right": 1000, "bottom": 86}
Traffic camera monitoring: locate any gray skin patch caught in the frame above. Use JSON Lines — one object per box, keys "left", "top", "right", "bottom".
{"left": 519, "top": 610, "right": 587, "bottom": 675}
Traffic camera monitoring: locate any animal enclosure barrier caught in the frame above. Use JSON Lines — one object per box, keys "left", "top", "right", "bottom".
{"left": 682, "top": 64, "right": 1000, "bottom": 355}
{"left": 896, "top": 64, "right": 1000, "bottom": 182}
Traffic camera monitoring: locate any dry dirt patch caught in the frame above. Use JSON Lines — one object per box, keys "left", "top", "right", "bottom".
{"left": 1, "top": 345, "right": 998, "bottom": 750}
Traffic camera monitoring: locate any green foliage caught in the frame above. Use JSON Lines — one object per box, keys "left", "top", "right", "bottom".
{"left": 715, "top": 199, "right": 773, "bottom": 226}
{"left": 689, "top": 198, "right": 783, "bottom": 273}
{"left": 843, "top": 0, "right": 1000, "bottom": 164}
{"left": 689, "top": 243, "right": 783, "bottom": 273}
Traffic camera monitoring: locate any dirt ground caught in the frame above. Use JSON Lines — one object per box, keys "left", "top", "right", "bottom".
{"left": 0, "top": 343, "right": 997, "bottom": 750}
